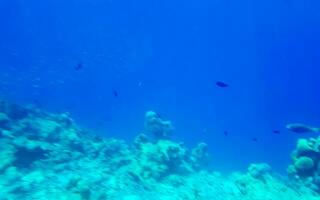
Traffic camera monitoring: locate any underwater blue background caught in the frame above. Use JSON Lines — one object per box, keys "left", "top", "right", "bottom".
{"left": 0, "top": 0, "right": 320, "bottom": 173}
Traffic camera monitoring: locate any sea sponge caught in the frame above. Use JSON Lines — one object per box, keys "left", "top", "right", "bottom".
{"left": 294, "top": 156, "right": 314, "bottom": 172}
{"left": 144, "top": 111, "right": 173, "bottom": 140}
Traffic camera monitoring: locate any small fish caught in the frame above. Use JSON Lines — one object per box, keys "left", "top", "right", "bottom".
{"left": 223, "top": 131, "right": 228, "bottom": 136}
{"left": 286, "top": 123, "right": 320, "bottom": 133}
{"left": 113, "top": 90, "right": 118, "bottom": 97}
{"left": 215, "top": 81, "right": 229, "bottom": 88}
{"left": 155, "top": 112, "right": 162, "bottom": 119}
{"left": 251, "top": 137, "right": 258, "bottom": 142}
{"left": 74, "top": 63, "right": 83, "bottom": 71}
{"left": 273, "top": 130, "right": 280, "bottom": 134}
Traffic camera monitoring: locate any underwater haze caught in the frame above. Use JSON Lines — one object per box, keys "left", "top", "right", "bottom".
{"left": 1, "top": 0, "right": 320, "bottom": 196}
{"left": 1, "top": 0, "right": 320, "bottom": 172}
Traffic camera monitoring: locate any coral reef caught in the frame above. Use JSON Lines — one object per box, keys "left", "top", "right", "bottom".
{"left": 247, "top": 163, "right": 272, "bottom": 181}
{"left": 288, "top": 137, "right": 320, "bottom": 192}
{"left": 0, "top": 100, "right": 318, "bottom": 199}
{"left": 144, "top": 111, "right": 173, "bottom": 140}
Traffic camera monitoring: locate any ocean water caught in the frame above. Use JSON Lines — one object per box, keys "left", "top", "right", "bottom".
{"left": 0, "top": 0, "right": 320, "bottom": 199}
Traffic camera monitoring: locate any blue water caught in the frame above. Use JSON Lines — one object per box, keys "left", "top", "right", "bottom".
{"left": 1, "top": 0, "right": 320, "bottom": 173}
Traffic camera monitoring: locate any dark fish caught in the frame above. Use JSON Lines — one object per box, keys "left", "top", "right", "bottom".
{"left": 215, "top": 81, "right": 229, "bottom": 88}
{"left": 113, "top": 90, "right": 118, "bottom": 97}
{"left": 155, "top": 112, "right": 162, "bottom": 119}
{"left": 273, "top": 130, "right": 280, "bottom": 134}
{"left": 74, "top": 63, "right": 83, "bottom": 71}
{"left": 286, "top": 123, "right": 319, "bottom": 133}
{"left": 224, "top": 131, "right": 228, "bottom": 136}
{"left": 251, "top": 137, "right": 258, "bottom": 142}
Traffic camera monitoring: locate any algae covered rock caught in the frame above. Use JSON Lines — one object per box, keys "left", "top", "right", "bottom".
{"left": 127, "top": 111, "right": 210, "bottom": 180}
{"left": 133, "top": 133, "right": 149, "bottom": 149}
{"left": 144, "top": 111, "right": 173, "bottom": 140}
{"left": 248, "top": 163, "right": 272, "bottom": 180}
{"left": 191, "top": 142, "right": 210, "bottom": 170}
{"left": 129, "top": 139, "right": 191, "bottom": 180}
{"left": 130, "top": 118, "right": 210, "bottom": 181}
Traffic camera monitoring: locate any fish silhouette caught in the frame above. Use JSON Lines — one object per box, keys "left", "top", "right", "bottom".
{"left": 74, "top": 63, "right": 83, "bottom": 71}
{"left": 286, "top": 123, "right": 320, "bottom": 133}
{"left": 113, "top": 90, "right": 118, "bottom": 97}
{"left": 215, "top": 81, "right": 229, "bottom": 88}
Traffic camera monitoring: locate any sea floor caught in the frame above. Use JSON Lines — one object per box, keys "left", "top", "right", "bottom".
{"left": 0, "top": 100, "right": 318, "bottom": 200}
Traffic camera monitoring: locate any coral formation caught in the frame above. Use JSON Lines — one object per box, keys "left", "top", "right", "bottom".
{"left": 247, "top": 163, "right": 272, "bottom": 181}
{"left": 130, "top": 113, "right": 209, "bottom": 180}
{"left": 0, "top": 100, "right": 318, "bottom": 199}
{"left": 144, "top": 111, "right": 173, "bottom": 140}
{"left": 288, "top": 137, "right": 320, "bottom": 192}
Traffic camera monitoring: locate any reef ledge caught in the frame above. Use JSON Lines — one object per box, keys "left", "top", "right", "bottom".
{"left": 0, "top": 100, "right": 318, "bottom": 200}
